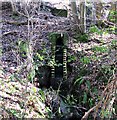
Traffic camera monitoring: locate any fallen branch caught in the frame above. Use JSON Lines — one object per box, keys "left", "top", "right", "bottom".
{"left": 2, "top": 18, "right": 40, "bottom": 25}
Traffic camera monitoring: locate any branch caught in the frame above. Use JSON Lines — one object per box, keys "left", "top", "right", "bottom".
{"left": 81, "top": 105, "right": 97, "bottom": 120}
{"left": 105, "top": 20, "right": 117, "bottom": 27}
{"left": 98, "top": 19, "right": 117, "bottom": 27}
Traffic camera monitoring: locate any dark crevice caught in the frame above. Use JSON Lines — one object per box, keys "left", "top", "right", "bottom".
{"left": 55, "top": 36, "right": 64, "bottom": 78}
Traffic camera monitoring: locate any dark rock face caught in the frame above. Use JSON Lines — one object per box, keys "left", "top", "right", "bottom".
{"left": 40, "top": 2, "right": 67, "bottom": 17}
{"left": 50, "top": 8, "right": 67, "bottom": 17}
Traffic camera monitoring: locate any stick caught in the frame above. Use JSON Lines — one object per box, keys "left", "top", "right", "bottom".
{"left": 2, "top": 31, "right": 19, "bottom": 36}
{"left": 81, "top": 105, "right": 97, "bottom": 120}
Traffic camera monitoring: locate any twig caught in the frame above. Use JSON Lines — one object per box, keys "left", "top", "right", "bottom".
{"left": 2, "top": 20, "right": 28, "bottom": 25}
{"left": 98, "top": 19, "right": 117, "bottom": 27}
{"left": 2, "top": 30, "right": 19, "bottom": 36}
{"left": 104, "top": 20, "right": 117, "bottom": 27}
{"left": 16, "top": 11, "right": 28, "bottom": 18}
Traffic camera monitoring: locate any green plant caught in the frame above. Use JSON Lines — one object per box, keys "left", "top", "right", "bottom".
{"left": 89, "top": 25, "right": 100, "bottom": 33}
{"left": 111, "top": 39, "right": 117, "bottom": 49}
{"left": 88, "top": 98, "right": 94, "bottom": 107}
{"left": 36, "top": 53, "right": 44, "bottom": 61}
{"left": 82, "top": 92, "right": 88, "bottom": 104}
{"left": 81, "top": 91, "right": 94, "bottom": 108}
{"left": 80, "top": 56, "right": 91, "bottom": 64}
{"left": 9, "top": 109, "right": 23, "bottom": 118}
{"left": 64, "top": 94, "right": 77, "bottom": 105}
{"left": 74, "top": 77, "right": 84, "bottom": 86}
{"left": 95, "top": 64, "right": 116, "bottom": 85}
{"left": 82, "top": 81, "right": 92, "bottom": 106}
{"left": 101, "top": 65, "right": 115, "bottom": 80}
{"left": 85, "top": 80, "right": 91, "bottom": 90}
{"left": 17, "top": 39, "right": 29, "bottom": 58}
{"left": 89, "top": 25, "right": 103, "bottom": 35}
{"left": 92, "top": 46, "right": 109, "bottom": 53}
{"left": 79, "top": 34, "right": 89, "bottom": 42}
{"left": 73, "top": 76, "right": 95, "bottom": 108}
{"left": 101, "top": 109, "right": 112, "bottom": 119}
{"left": 74, "top": 33, "right": 89, "bottom": 42}
{"left": 92, "top": 87, "right": 98, "bottom": 95}
{"left": 90, "top": 55, "right": 99, "bottom": 61}
{"left": 28, "top": 67, "right": 35, "bottom": 83}
{"left": 109, "top": 10, "right": 117, "bottom": 23}
{"left": 38, "top": 89, "right": 46, "bottom": 102}
{"left": 67, "top": 54, "right": 76, "bottom": 63}
{"left": 28, "top": 47, "right": 48, "bottom": 82}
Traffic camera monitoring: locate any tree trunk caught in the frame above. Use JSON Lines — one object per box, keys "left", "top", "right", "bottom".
{"left": 96, "top": 2, "right": 102, "bottom": 20}
{"left": 80, "top": 1, "right": 86, "bottom": 33}
{"left": 92, "top": 2, "right": 96, "bottom": 25}
{"left": 70, "top": 0, "right": 81, "bottom": 32}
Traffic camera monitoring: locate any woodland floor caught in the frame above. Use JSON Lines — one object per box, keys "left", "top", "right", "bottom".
{"left": 0, "top": 2, "right": 117, "bottom": 119}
